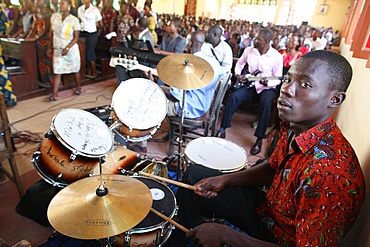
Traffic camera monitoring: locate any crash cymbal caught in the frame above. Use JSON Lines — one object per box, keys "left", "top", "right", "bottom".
{"left": 157, "top": 53, "right": 214, "bottom": 90}
{"left": 47, "top": 174, "right": 152, "bottom": 240}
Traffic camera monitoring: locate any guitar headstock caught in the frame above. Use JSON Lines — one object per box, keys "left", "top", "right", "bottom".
{"left": 114, "top": 55, "right": 139, "bottom": 70}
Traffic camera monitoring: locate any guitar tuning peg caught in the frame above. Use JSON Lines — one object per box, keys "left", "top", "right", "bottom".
{"left": 133, "top": 56, "right": 138, "bottom": 65}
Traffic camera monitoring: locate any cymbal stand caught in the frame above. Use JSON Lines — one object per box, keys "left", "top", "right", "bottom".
{"left": 98, "top": 237, "right": 116, "bottom": 247}
{"left": 96, "top": 157, "right": 108, "bottom": 196}
{"left": 167, "top": 89, "right": 188, "bottom": 181}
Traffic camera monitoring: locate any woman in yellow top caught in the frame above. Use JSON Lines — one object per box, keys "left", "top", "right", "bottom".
{"left": 143, "top": 1, "right": 157, "bottom": 46}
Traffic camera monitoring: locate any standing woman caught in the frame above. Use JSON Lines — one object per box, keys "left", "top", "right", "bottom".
{"left": 25, "top": 0, "right": 53, "bottom": 87}
{"left": 143, "top": 1, "right": 157, "bottom": 46}
{"left": 78, "top": 0, "right": 102, "bottom": 79}
{"left": 46, "top": 0, "right": 81, "bottom": 101}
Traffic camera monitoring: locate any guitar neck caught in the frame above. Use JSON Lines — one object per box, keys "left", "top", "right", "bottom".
{"left": 245, "top": 75, "right": 284, "bottom": 82}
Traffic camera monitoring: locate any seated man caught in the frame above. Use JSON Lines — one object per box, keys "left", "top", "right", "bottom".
{"left": 168, "top": 50, "right": 366, "bottom": 247}
{"left": 217, "top": 28, "right": 283, "bottom": 155}
{"left": 154, "top": 17, "right": 186, "bottom": 56}
{"left": 201, "top": 25, "right": 233, "bottom": 75}
{"left": 113, "top": 17, "right": 154, "bottom": 85}
{"left": 161, "top": 30, "right": 224, "bottom": 119}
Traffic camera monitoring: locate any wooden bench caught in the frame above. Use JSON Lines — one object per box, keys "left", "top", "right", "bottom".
{"left": 1, "top": 38, "right": 38, "bottom": 99}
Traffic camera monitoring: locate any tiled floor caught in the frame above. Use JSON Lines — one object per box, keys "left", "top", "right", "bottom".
{"left": 0, "top": 78, "right": 273, "bottom": 246}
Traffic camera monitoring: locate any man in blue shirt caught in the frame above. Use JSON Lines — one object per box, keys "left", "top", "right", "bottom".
{"left": 161, "top": 31, "right": 224, "bottom": 118}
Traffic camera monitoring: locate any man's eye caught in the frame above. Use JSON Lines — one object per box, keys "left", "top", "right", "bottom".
{"left": 299, "top": 81, "right": 312, "bottom": 88}
{"left": 283, "top": 77, "right": 292, "bottom": 83}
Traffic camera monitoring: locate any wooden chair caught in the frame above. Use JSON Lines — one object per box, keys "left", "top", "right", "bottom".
{"left": 0, "top": 93, "right": 24, "bottom": 198}
{"left": 167, "top": 73, "right": 232, "bottom": 156}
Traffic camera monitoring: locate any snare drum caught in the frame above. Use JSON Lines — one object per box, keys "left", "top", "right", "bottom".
{"left": 32, "top": 109, "right": 114, "bottom": 187}
{"left": 111, "top": 78, "right": 168, "bottom": 142}
{"left": 184, "top": 137, "right": 248, "bottom": 172}
{"left": 113, "top": 177, "right": 176, "bottom": 247}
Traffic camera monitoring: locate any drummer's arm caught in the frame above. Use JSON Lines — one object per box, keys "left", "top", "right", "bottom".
{"left": 223, "top": 160, "right": 275, "bottom": 187}
{"left": 160, "top": 85, "right": 179, "bottom": 102}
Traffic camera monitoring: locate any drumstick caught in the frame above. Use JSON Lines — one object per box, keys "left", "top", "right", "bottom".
{"left": 150, "top": 208, "right": 189, "bottom": 233}
{"left": 138, "top": 171, "right": 197, "bottom": 191}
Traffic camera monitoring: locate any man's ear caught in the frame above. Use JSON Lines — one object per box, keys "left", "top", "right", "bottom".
{"left": 330, "top": 91, "right": 346, "bottom": 107}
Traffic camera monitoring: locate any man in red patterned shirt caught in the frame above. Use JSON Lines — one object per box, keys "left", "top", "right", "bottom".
{"left": 168, "top": 50, "right": 365, "bottom": 247}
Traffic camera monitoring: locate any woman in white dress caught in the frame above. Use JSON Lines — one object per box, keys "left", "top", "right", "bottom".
{"left": 47, "top": 0, "right": 81, "bottom": 101}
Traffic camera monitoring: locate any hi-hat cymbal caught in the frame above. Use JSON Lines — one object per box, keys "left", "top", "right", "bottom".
{"left": 157, "top": 53, "right": 214, "bottom": 90}
{"left": 47, "top": 175, "right": 152, "bottom": 240}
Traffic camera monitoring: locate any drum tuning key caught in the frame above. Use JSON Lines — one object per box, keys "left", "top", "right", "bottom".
{"left": 44, "top": 130, "right": 53, "bottom": 139}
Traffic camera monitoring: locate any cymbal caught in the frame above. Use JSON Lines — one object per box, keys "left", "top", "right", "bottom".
{"left": 157, "top": 53, "right": 214, "bottom": 90}
{"left": 47, "top": 175, "right": 152, "bottom": 240}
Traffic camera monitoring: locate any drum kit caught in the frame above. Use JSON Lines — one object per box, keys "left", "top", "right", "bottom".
{"left": 30, "top": 54, "right": 249, "bottom": 245}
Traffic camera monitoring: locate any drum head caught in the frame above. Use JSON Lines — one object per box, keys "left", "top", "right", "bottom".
{"left": 185, "top": 137, "right": 248, "bottom": 172}
{"left": 51, "top": 109, "right": 114, "bottom": 157}
{"left": 112, "top": 78, "right": 168, "bottom": 130}
{"left": 131, "top": 176, "right": 176, "bottom": 232}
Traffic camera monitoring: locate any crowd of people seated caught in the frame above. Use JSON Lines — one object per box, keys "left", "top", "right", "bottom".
{"left": 0, "top": 0, "right": 339, "bottom": 107}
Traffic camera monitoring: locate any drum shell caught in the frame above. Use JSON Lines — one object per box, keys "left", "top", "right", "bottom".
{"left": 111, "top": 111, "right": 154, "bottom": 140}
{"left": 93, "top": 146, "right": 141, "bottom": 175}
{"left": 35, "top": 135, "right": 99, "bottom": 185}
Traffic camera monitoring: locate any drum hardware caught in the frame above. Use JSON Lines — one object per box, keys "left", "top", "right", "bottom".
{"left": 157, "top": 54, "right": 215, "bottom": 180}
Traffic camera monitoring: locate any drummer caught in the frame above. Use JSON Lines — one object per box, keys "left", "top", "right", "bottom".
{"left": 167, "top": 50, "right": 365, "bottom": 247}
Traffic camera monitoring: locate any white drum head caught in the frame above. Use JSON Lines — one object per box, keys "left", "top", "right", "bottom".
{"left": 51, "top": 109, "right": 113, "bottom": 157}
{"left": 185, "top": 137, "right": 248, "bottom": 172}
{"left": 112, "top": 78, "right": 168, "bottom": 130}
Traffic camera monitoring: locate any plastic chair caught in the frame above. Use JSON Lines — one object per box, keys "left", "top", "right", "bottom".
{"left": 167, "top": 73, "right": 232, "bottom": 156}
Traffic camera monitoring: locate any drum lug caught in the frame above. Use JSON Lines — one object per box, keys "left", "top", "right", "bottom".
{"left": 109, "top": 120, "right": 121, "bottom": 131}
{"left": 69, "top": 151, "right": 78, "bottom": 162}
{"left": 32, "top": 151, "right": 41, "bottom": 161}
{"left": 124, "top": 232, "right": 132, "bottom": 247}
{"left": 150, "top": 127, "right": 158, "bottom": 136}
{"left": 44, "top": 130, "right": 53, "bottom": 139}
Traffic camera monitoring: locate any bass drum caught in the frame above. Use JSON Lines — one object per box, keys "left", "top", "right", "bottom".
{"left": 112, "top": 177, "right": 176, "bottom": 247}
{"left": 111, "top": 78, "right": 168, "bottom": 142}
{"left": 32, "top": 109, "right": 114, "bottom": 187}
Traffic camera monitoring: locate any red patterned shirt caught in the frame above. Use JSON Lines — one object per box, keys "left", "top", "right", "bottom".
{"left": 256, "top": 116, "right": 365, "bottom": 246}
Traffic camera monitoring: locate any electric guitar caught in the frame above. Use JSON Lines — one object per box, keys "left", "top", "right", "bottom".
{"left": 112, "top": 55, "right": 158, "bottom": 76}
{"left": 231, "top": 74, "right": 286, "bottom": 91}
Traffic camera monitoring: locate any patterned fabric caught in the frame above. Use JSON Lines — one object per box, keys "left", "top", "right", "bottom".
{"left": 34, "top": 12, "right": 54, "bottom": 84}
{"left": 3, "top": 5, "right": 21, "bottom": 35}
{"left": 256, "top": 116, "right": 365, "bottom": 247}
{"left": 50, "top": 13, "right": 81, "bottom": 74}
{"left": 116, "top": 13, "right": 134, "bottom": 44}
{"left": 0, "top": 11, "right": 17, "bottom": 106}
{"left": 101, "top": 8, "right": 116, "bottom": 36}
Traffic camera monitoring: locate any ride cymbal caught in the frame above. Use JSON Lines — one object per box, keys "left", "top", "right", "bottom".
{"left": 47, "top": 174, "right": 152, "bottom": 240}
{"left": 157, "top": 53, "right": 214, "bottom": 90}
